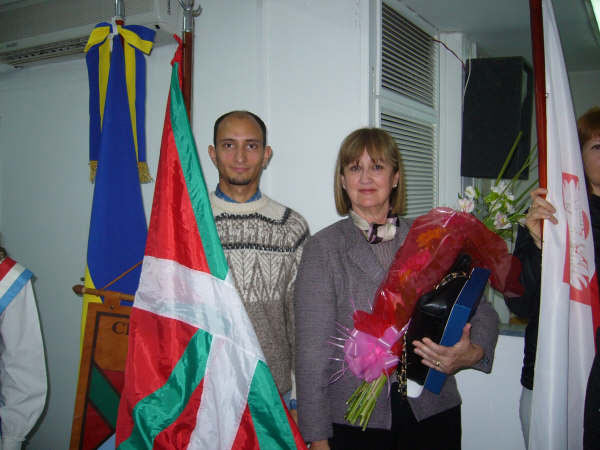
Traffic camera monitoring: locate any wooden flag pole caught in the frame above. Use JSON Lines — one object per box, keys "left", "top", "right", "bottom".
{"left": 72, "top": 284, "right": 134, "bottom": 308}
{"left": 529, "top": 0, "right": 547, "bottom": 240}
{"left": 529, "top": 0, "right": 547, "bottom": 191}
{"left": 179, "top": 0, "right": 202, "bottom": 120}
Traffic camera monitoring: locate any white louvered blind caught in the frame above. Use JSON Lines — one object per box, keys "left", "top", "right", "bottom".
{"left": 381, "top": 3, "right": 435, "bottom": 108}
{"left": 381, "top": 112, "right": 435, "bottom": 217}
{"left": 377, "top": 2, "right": 438, "bottom": 218}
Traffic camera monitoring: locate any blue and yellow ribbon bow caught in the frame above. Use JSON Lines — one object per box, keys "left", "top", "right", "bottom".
{"left": 85, "top": 22, "right": 156, "bottom": 183}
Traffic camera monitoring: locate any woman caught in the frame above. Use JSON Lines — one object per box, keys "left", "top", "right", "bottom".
{"left": 294, "top": 128, "right": 499, "bottom": 450}
{"left": 507, "top": 107, "right": 600, "bottom": 449}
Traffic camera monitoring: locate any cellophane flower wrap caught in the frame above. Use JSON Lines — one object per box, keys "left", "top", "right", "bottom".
{"left": 343, "top": 207, "right": 523, "bottom": 429}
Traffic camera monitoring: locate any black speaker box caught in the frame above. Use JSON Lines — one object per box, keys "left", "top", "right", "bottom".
{"left": 461, "top": 57, "right": 533, "bottom": 179}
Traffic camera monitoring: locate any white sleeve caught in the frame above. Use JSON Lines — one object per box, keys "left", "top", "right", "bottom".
{"left": 0, "top": 280, "right": 47, "bottom": 449}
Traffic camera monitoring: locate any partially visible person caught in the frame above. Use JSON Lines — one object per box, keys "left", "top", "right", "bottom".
{"left": 0, "top": 246, "right": 47, "bottom": 450}
{"left": 505, "top": 106, "right": 600, "bottom": 449}
{"left": 295, "top": 128, "right": 499, "bottom": 450}
{"left": 207, "top": 110, "right": 309, "bottom": 420}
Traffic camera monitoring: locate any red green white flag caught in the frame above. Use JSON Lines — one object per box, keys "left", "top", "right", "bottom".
{"left": 115, "top": 44, "right": 307, "bottom": 450}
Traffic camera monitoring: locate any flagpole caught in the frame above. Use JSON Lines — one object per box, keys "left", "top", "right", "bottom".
{"left": 179, "top": 0, "right": 202, "bottom": 120}
{"left": 529, "top": 0, "right": 547, "bottom": 191}
{"left": 115, "top": 0, "right": 125, "bottom": 38}
{"left": 72, "top": 284, "right": 134, "bottom": 307}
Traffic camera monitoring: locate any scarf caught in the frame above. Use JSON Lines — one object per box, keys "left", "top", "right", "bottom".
{"left": 349, "top": 209, "right": 399, "bottom": 244}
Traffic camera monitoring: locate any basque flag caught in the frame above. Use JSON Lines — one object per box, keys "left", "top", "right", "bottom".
{"left": 115, "top": 45, "right": 307, "bottom": 449}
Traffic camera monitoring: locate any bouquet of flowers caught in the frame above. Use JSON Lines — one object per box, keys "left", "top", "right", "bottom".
{"left": 341, "top": 208, "right": 523, "bottom": 429}
{"left": 458, "top": 131, "right": 537, "bottom": 240}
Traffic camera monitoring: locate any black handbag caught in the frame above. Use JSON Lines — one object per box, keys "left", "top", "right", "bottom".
{"left": 404, "top": 253, "right": 473, "bottom": 385}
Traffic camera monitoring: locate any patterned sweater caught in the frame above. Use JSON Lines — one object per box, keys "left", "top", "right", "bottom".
{"left": 210, "top": 192, "right": 310, "bottom": 393}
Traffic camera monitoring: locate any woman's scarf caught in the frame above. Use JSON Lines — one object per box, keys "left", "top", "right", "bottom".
{"left": 349, "top": 209, "right": 399, "bottom": 244}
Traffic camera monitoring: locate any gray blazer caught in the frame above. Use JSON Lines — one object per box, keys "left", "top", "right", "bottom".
{"left": 294, "top": 217, "right": 499, "bottom": 442}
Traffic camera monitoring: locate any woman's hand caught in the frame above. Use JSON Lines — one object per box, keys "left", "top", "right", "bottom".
{"left": 411, "top": 323, "right": 484, "bottom": 374}
{"left": 310, "top": 439, "right": 330, "bottom": 450}
{"left": 525, "top": 187, "right": 558, "bottom": 249}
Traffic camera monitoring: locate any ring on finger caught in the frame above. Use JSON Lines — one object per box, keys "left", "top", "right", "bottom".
{"left": 434, "top": 360, "right": 441, "bottom": 367}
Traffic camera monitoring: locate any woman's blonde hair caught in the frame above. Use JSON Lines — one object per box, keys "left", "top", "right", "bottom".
{"left": 333, "top": 128, "right": 404, "bottom": 215}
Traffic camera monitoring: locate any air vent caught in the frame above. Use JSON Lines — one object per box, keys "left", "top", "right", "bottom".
{"left": 1, "top": 36, "right": 88, "bottom": 65}
{"left": 0, "top": 0, "right": 180, "bottom": 67}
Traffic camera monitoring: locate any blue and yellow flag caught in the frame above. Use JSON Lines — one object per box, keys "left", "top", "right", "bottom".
{"left": 72, "top": 23, "right": 155, "bottom": 450}
{"left": 85, "top": 23, "right": 155, "bottom": 183}
{"left": 81, "top": 25, "right": 153, "bottom": 342}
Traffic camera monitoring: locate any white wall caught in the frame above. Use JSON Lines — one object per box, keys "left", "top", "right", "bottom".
{"left": 457, "top": 335, "right": 526, "bottom": 450}
{"left": 569, "top": 69, "right": 600, "bottom": 118}
{"left": 0, "top": 57, "right": 91, "bottom": 446}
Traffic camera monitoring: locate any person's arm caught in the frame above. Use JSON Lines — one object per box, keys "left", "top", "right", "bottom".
{"left": 504, "top": 187, "right": 557, "bottom": 318}
{"left": 504, "top": 224, "right": 542, "bottom": 318}
{"left": 284, "top": 219, "right": 309, "bottom": 422}
{"left": 0, "top": 280, "right": 47, "bottom": 450}
{"left": 294, "top": 236, "right": 336, "bottom": 444}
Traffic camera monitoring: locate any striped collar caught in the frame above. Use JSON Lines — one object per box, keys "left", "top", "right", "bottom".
{"left": 215, "top": 184, "right": 262, "bottom": 203}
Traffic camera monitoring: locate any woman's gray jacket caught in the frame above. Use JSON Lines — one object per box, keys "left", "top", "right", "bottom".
{"left": 294, "top": 216, "right": 499, "bottom": 443}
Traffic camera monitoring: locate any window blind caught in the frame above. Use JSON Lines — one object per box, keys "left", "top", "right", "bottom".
{"left": 377, "top": 2, "right": 438, "bottom": 218}
{"left": 381, "top": 3, "right": 435, "bottom": 108}
{"left": 382, "top": 112, "right": 435, "bottom": 217}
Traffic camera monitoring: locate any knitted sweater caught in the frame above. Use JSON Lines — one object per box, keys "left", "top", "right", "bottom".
{"left": 210, "top": 192, "right": 310, "bottom": 393}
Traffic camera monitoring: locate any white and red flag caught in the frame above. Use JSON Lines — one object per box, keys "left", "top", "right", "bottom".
{"left": 529, "top": 0, "right": 600, "bottom": 448}
{"left": 115, "top": 44, "right": 306, "bottom": 449}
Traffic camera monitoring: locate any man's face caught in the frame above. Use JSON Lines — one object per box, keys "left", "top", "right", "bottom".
{"left": 208, "top": 115, "right": 272, "bottom": 196}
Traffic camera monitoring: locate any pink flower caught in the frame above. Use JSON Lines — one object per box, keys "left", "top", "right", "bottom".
{"left": 493, "top": 212, "right": 511, "bottom": 230}
{"left": 344, "top": 325, "right": 404, "bottom": 382}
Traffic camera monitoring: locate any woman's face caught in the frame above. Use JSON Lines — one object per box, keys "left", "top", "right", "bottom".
{"left": 341, "top": 149, "right": 400, "bottom": 222}
{"left": 582, "top": 135, "right": 600, "bottom": 195}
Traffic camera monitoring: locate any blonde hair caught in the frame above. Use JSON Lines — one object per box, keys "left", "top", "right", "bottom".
{"left": 333, "top": 128, "right": 404, "bottom": 215}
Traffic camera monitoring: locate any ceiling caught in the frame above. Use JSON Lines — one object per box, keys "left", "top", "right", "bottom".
{"left": 399, "top": 0, "right": 600, "bottom": 72}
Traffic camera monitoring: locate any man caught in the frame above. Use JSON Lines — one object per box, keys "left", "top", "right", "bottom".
{"left": 208, "top": 110, "right": 309, "bottom": 417}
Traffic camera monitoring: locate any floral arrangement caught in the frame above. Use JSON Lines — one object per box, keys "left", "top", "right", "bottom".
{"left": 457, "top": 131, "right": 537, "bottom": 240}
{"left": 340, "top": 208, "right": 524, "bottom": 429}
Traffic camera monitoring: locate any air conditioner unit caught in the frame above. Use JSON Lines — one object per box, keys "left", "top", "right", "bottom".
{"left": 0, "top": 0, "right": 182, "bottom": 67}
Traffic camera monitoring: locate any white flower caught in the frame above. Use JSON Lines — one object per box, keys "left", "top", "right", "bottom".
{"left": 493, "top": 212, "right": 512, "bottom": 230}
{"left": 458, "top": 197, "right": 475, "bottom": 213}
{"left": 464, "top": 185, "right": 477, "bottom": 199}
{"left": 491, "top": 180, "right": 509, "bottom": 195}
{"left": 505, "top": 200, "right": 515, "bottom": 214}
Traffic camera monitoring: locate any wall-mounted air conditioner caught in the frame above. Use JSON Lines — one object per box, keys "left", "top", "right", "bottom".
{"left": 0, "top": 0, "right": 181, "bottom": 67}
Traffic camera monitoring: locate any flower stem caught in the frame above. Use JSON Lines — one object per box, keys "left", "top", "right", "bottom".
{"left": 344, "top": 374, "right": 388, "bottom": 431}
{"left": 495, "top": 131, "right": 523, "bottom": 183}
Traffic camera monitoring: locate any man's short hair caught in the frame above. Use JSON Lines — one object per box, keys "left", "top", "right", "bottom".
{"left": 213, "top": 110, "right": 267, "bottom": 147}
